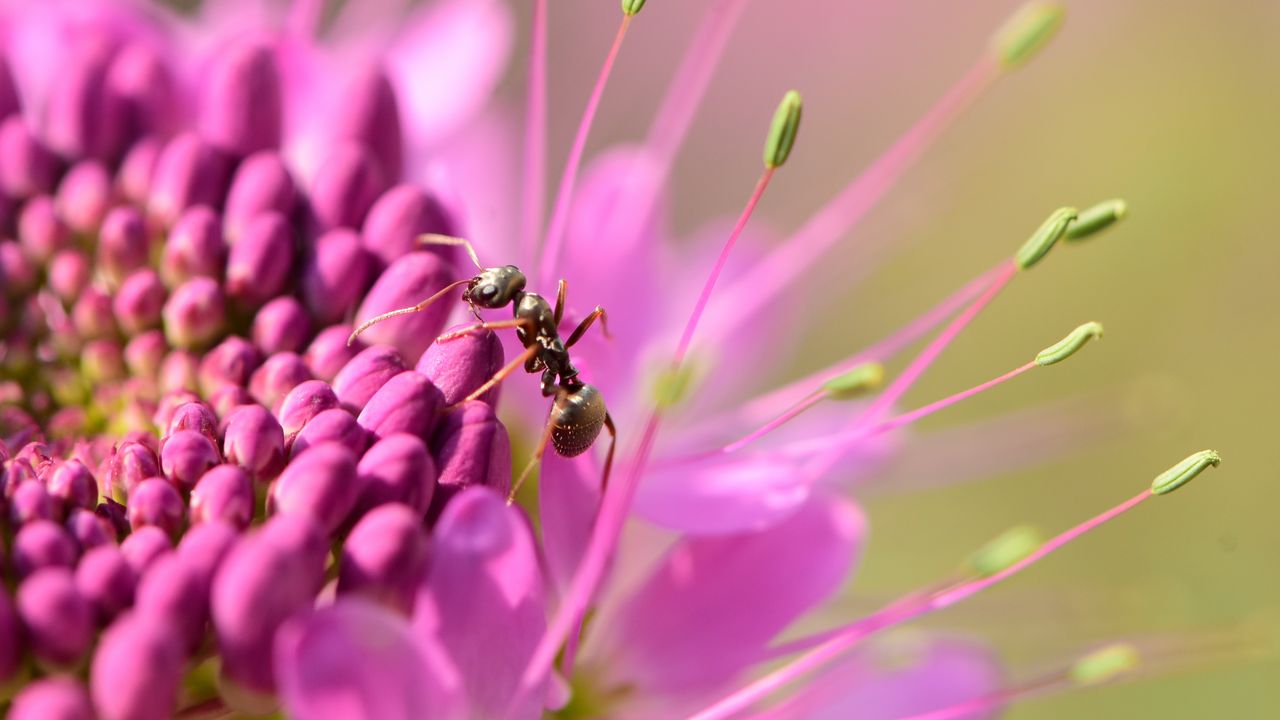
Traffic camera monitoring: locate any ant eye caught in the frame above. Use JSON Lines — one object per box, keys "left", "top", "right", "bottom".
{"left": 479, "top": 285, "right": 498, "bottom": 298}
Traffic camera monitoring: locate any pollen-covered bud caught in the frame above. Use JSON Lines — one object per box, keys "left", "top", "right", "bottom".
{"left": 763, "top": 90, "right": 802, "bottom": 169}
{"left": 147, "top": 131, "right": 230, "bottom": 227}
{"left": 354, "top": 251, "right": 454, "bottom": 362}
{"left": 1035, "top": 321, "right": 1103, "bottom": 366}
{"left": 1014, "top": 206, "right": 1077, "bottom": 270}
{"left": 334, "top": 345, "right": 408, "bottom": 412}
{"left": 309, "top": 142, "right": 387, "bottom": 233}
{"left": 225, "top": 211, "right": 296, "bottom": 308}
{"left": 249, "top": 352, "right": 314, "bottom": 412}
{"left": 113, "top": 268, "right": 167, "bottom": 335}
{"left": 252, "top": 295, "right": 313, "bottom": 355}
{"left": 160, "top": 205, "right": 224, "bottom": 286}
{"left": 17, "top": 567, "right": 93, "bottom": 668}
{"left": 127, "top": 478, "right": 185, "bottom": 535}
{"left": 91, "top": 611, "right": 185, "bottom": 720}
{"left": 303, "top": 228, "right": 375, "bottom": 324}
{"left": 56, "top": 160, "right": 114, "bottom": 233}
{"left": 354, "top": 432, "right": 437, "bottom": 516}
{"left": 362, "top": 184, "right": 455, "bottom": 267}
{"left": 417, "top": 325, "right": 505, "bottom": 407}
{"left": 8, "top": 677, "right": 94, "bottom": 720}
{"left": 357, "top": 370, "right": 444, "bottom": 441}
{"left": 292, "top": 407, "right": 369, "bottom": 458}
{"left": 224, "top": 152, "right": 296, "bottom": 241}
{"left": 191, "top": 464, "right": 254, "bottom": 529}
{"left": 163, "top": 277, "right": 227, "bottom": 349}
{"left": 429, "top": 401, "right": 512, "bottom": 517}
{"left": 222, "top": 404, "right": 286, "bottom": 481}
{"left": 338, "top": 502, "right": 430, "bottom": 615}
{"left": 306, "top": 324, "right": 365, "bottom": 382}
{"left": 992, "top": 2, "right": 1066, "bottom": 70}
{"left": 199, "top": 41, "right": 283, "bottom": 157}
{"left": 1151, "top": 449, "right": 1221, "bottom": 495}
{"left": 270, "top": 442, "right": 360, "bottom": 533}
{"left": 160, "top": 429, "right": 221, "bottom": 493}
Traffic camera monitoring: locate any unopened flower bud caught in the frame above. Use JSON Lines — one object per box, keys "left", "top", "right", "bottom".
{"left": 0, "top": 116, "right": 59, "bottom": 198}
{"left": 1066, "top": 198, "right": 1128, "bottom": 241}
{"left": 198, "top": 335, "right": 260, "bottom": 394}
{"left": 334, "top": 345, "right": 408, "bottom": 412}
{"left": 1036, "top": 321, "right": 1103, "bottom": 366}
{"left": 98, "top": 206, "right": 150, "bottom": 287}
{"left": 222, "top": 404, "right": 286, "bottom": 481}
{"left": 48, "top": 249, "right": 91, "bottom": 301}
{"left": 160, "top": 429, "right": 221, "bottom": 493}
{"left": 117, "top": 136, "right": 163, "bottom": 206}
{"left": 336, "top": 66, "right": 404, "bottom": 181}
{"left": 82, "top": 338, "right": 127, "bottom": 383}
{"left": 199, "top": 41, "right": 282, "bottom": 157}
{"left": 278, "top": 379, "right": 339, "bottom": 441}
{"left": 18, "top": 195, "right": 71, "bottom": 263}
{"left": 112, "top": 268, "right": 166, "bottom": 335}
{"left": 225, "top": 211, "right": 296, "bottom": 308}
{"left": 91, "top": 611, "right": 185, "bottom": 720}
{"left": 56, "top": 160, "right": 114, "bottom": 233}
{"left": 177, "top": 520, "right": 238, "bottom": 593}
{"left": 271, "top": 442, "right": 359, "bottom": 533}
{"left": 10, "top": 479, "right": 55, "bottom": 525}
{"left": 42, "top": 47, "right": 124, "bottom": 162}
{"left": 17, "top": 567, "right": 93, "bottom": 667}
{"left": 430, "top": 400, "right": 512, "bottom": 515}
{"left": 417, "top": 325, "right": 505, "bottom": 406}
{"left": 763, "top": 90, "right": 802, "bottom": 169}
{"left": 135, "top": 553, "right": 207, "bottom": 652}
{"left": 354, "top": 432, "right": 436, "bottom": 516}
{"left": 249, "top": 352, "right": 314, "bottom": 412}
{"left": 49, "top": 458, "right": 98, "bottom": 511}
{"left": 8, "top": 677, "right": 94, "bottom": 720}
{"left": 1015, "top": 206, "right": 1077, "bottom": 270}
{"left": 163, "top": 277, "right": 226, "bottom": 349}
{"left": 159, "top": 351, "right": 201, "bottom": 394}
{"left": 292, "top": 407, "right": 369, "bottom": 458}
{"left": 75, "top": 545, "right": 136, "bottom": 625}
{"left": 108, "top": 42, "right": 178, "bottom": 141}
{"left": 303, "top": 228, "right": 375, "bottom": 323}
{"left": 73, "top": 285, "right": 119, "bottom": 340}
{"left": 191, "top": 464, "right": 254, "bottom": 529}
{"left": 109, "top": 441, "right": 160, "bottom": 499}
{"left": 119, "top": 525, "right": 173, "bottom": 576}
{"left": 362, "top": 184, "right": 455, "bottom": 267}
{"left": 357, "top": 370, "right": 443, "bottom": 441}
{"left": 208, "top": 385, "right": 254, "bottom": 419}
{"left": 339, "top": 502, "right": 430, "bottom": 615}
{"left": 252, "top": 295, "right": 312, "bottom": 355}
{"left": 309, "top": 142, "right": 387, "bottom": 232}
{"left": 224, "top": 152, "right": 296, "bottom": 241}
{"left": 147, "top": 132, "right": 230, "bottom": 227}
{"left": 305, "top": 324, "right": 364, "bottom": 382}
{"left": 0, "top": 241, "right": 38, "bottom": 296}
{"left": 153, "top": 390, "right": 203, "bottom": 430}
{"left": 66, "top": 507, "right": 114, "bottom": 550}
{"left": 1151, "top": 449, "right": 1221, "bottom": 495}
{"left": 355, "top": 251, "right": 454, "bottom": 361}
{"left": 127, "top": 478, "right": 185, "bottom": 535}
{"left": 160, "top": 205, "right": 224, "bottom": 286}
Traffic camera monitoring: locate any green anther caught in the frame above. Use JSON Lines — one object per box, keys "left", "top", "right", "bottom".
{"left": 992, "top": 2, "right": 1066, "bottom": 70}
{"left": 1035, "top": 321, "right": 1103, "bottom": 366}
{"left": 966, "top": 524, "right": 1043, "bottom": 577}
{"left": 1151, "top": 449, "right": 1221, "bottom": 495}
{"left": 1015, "top": 206, "right": 1078, "bottom": 270}
{"left": 652, "top": 364, "right": 696, "bottom": 409}
{"left": 1070, "top": 643, "right": 1141, "bottom": 686}
{"left": 822, "top": 362, "right": 885, "bottom": 400}
{"left": 621, "top": 0, "right": 646, "bottom": 16}
{"left": 1067, "top": 199, "right": 1128, "bottom": 241}
{"left": 763, "top": 90, "right": 803, "bottom": 169}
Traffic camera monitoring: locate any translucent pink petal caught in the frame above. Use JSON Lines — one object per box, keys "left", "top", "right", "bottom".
{"left": 538, "top": 452, "right": 602, "bottom": 590}
{"left": 275, "top": 599, "right": 465, "bottom": 720}
{"left": 593, "top": 496, "right": 865, "bottom": 705}
{"left": 414, "top": 487, "right": 547, "bottom": 719}
{"left": 384, "top": 0, "right": 513, "bottom": 149}
{"left": 760, "top": 634, "right": 1003, "bottom": 720}
{"left": 631, "top": 455, "right": 813, "bottom": 535}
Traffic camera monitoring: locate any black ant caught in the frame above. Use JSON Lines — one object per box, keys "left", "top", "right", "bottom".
{"left": 350, "top": 235, "right": 615, "bottom": 501}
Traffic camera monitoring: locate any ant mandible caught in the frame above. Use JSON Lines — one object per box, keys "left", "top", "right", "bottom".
{"left": 349, "top": 235, "right": 615, "bottom": 502}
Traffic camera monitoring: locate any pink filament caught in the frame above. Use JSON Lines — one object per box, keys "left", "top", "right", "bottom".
{"left": 520, "top": 0, "right": 548, "bottom": 263}
{"left": 537, "top": 14, "right": 634, "bottom": 287}
{"left": 688, "top": 489, "right": 1154, "bottom": 720}
{"left": 701, "top": 58, "right": 1000, "bottom": 345}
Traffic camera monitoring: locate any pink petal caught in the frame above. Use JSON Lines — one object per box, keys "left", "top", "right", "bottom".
{"left": 593, "top": 496, "right": 865, "bottom": 704}
{"left": 762, "top": 634, "right": 1004, "bottom": 720}
{"left": 384, "top": 0, "right": 513, "bottom": 149}
{"left": 414, "top": 487, "right": 547, "bottom": 719}
{"left": 538, "top": 452, "right": 602, "bottom": 590}
{"left": 632, "top": 455, "right": 812, "bottom": 535}
{"left": 275, "top": 599, "right": 465, "bottom": 720}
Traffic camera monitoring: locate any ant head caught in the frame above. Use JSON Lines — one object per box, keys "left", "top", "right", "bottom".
{"left": 465, "top": 265, "right": 526, "bottom": 309}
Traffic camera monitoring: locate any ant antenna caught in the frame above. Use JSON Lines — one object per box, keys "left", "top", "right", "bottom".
{"left": 419, "top": 234, "right": 484, "bottom": 271}
{"left": 347, "top": 278, "right": 473, "bottom": 346}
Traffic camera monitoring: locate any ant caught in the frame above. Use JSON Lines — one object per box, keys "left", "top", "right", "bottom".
{"left": 350, "top": 235, "right": 615, "bottom": 502}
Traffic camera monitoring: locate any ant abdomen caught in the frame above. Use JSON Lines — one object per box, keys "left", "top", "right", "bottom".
{"left": 551, "top": 384, "right": 607, "bottom": 457}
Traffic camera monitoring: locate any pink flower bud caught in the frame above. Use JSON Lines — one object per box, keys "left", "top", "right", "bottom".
{"left": 429, "top": 401, "right": 512, "bottom": 517}
{"left": 75, "top": 545, "right": 136, "bottom": 625}
{"left": 191, "top": 464, "right": 254, "bottom": 529}
{"left": 252, "top": 295, "right": 312, "bottom": 355}
{"left": 47, "top": 249, "right": 91, "bottom": 301}
{"left": 113, "top": 268, "right": 167, "bottom": 335}
{"left": 270, "top": 442, "right": 359, "bottom": 533}
{"left": 199, "top": 41, "right": 282, "bottom": 157}
{"left": 8, "top": 677, "right": 94, "bottom": 720}
{"left": 223, "top": 152, "right": 296, "bottom": 241}
{"left": 65, "top": 507, "right": 114, "bottom": 551}
{"left": 277, "top": 379, "right": 338, "bottom": 440}
{"left": 222, "top": 404, "right": 285, "bottom": 481}
{"left": 17, "top": 567, "right": 93, "bottom": 668}
{"left": 116, "top": 136, "right": 162, "bottom": 205}
{"left": 308, "top": 142, "right": 386, "bottom": 233}
{"left": 354, "top": 433, "right": 436, "bottom": 516}
{"left": 336, "top": 66, "right": 403, "bottom": 180}
{"left": 249, "top": 352, "right": 313, "bottom": 412}
{"left": 302, "top": 228, "right": 374, "bottom": 324}
{"left": 304, "top": 323, "right": 364, "bottom": 383}
{"left": 0, "top": 116, "right": 59, "bottom": 198}
{"left": 160, "top": 205, "right": 224, "bottom": 286}
{"left": 17, "top": 195, "right": 70, "bottom": 263}
{"left": 162, "top": 277, "right": 226, "bottom": 349}
{"left": 225, "top": 211, "right": 295, "bottom": 308}
{"left": 119, "top": 525, "right": 172, "bottom": 576}
{"left": 56, "top": 160, "right": 114, "bottom": 233}
{"left": 198, "top": 336, "right": 260, "bottom": 394}
{"left": 42, "top": 46, "right": 124, "bottom": 162}
{"left": 417, "top": 325, "right": 505, "bottom": 407}
{"left": 354, "top": 250, "right": 453, "bottom": 362}
{"left": 362, "top": 183, "right": 456, "bottom": 267}
{"left": 49, "top": 458, "right": 97, "bottom": 512}
{"left": 292, "top": 407, "right": 368, "bottom": 458}
{"left": 160, "top": 429, "right": 220, "bottom": 493}
{"left": 135, "top": 553, "right": 207, "bottom": 652}
{"left": 357, "top": 370, "right": 443, "bottom": 442}
{"left": 147, "top": 132, "right": 230, "bottom": 227}
{"left": 91, "top": 611, "right": 184, "bottom": 720}
{"left": 334, "top": 345, "right": 407, "bottom": 413}
{"left": 97, "top": 206, "right": 149, "bottom": 287}
{"left": 127, "top": 478, "right": 185, "bottom": 535}
{"left": 338, "top": 502, "right": 429, "bottom": 615}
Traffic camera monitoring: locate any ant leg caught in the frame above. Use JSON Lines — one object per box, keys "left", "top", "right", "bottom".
{"left": 600, "top": 413, "right": 616, "bottom": 493}
{"left": 419, "top": 234, "right": 483, "bottom": 271}
{"left": 553, "top": 279, "right": 568, "bottom": 327}
{"left": 445, "top": 344, "right": 539, "bottom": 411}
{"left": 508, "top": 408, "right": 556, "bottom": 504}
{"left": 348, "top": 279, "right": 471, "bottom": 346}
{"left": 564, "top": 306, "right": 611, "bottom": 348}
{"left": 437, "top": 318, "right": 529, "bottom": 343}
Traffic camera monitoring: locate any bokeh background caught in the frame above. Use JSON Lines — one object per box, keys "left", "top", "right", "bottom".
{"left": 502, "top": 1, "right": 1278, "bottom": 717}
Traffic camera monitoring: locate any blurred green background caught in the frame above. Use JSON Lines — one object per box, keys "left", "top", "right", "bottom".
{"left": 514, "top": 0, "right": 1279, "bottom": 717}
